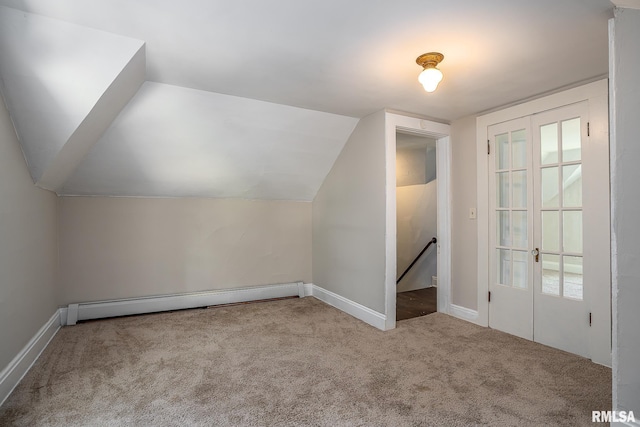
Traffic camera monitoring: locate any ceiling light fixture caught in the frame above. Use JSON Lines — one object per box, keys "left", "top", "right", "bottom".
{"left": 416, "top": 52, "right": 444, "bottom": 93}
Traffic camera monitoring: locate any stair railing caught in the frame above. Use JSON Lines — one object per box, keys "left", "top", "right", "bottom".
{"left": 396, "top": 237, "right": 437, "bottom": 285}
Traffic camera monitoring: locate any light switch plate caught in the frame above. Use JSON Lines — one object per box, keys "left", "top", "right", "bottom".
{"left": 469, "top": 208, "right": 477, "bottom": 219}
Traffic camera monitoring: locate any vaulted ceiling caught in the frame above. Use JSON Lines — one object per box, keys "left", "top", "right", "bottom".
{"left": 0, "top": 0, "right": 612, "bottom": 200}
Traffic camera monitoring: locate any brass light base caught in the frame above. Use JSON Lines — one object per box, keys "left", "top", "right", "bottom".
{"left": 416, "top": 52, "right": 444, "bottom": 69}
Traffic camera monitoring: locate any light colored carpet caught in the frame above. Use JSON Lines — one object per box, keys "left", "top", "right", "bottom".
{"left": 0, "top": 297, "right": 611, "bottom": 426}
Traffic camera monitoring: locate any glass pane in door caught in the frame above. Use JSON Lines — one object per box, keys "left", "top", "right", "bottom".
{"left": 512, "top": 170, "right": 527, "bottom": 208}
{"left": 498, "top": 249, "right": 511, "bottom": 286}
{"left": 497, "top": 172, "right": 510, "bottom": 208}
{"left": 562, "top": 165, "right": 582, "bottom": 207}
{"left": 512, "top": 211, "right": 528, "bottom": 248}
{"left": 561, "top": 118, "right": 581, "bottom": 162}
{"left": 542, "top": 254, "right": 560, "bottom": 296}
{"left": 563, "top": 211, "right": 583, "bottom": 253}
{"left": 540, "top": 123, "right": 559, "bottom": 164}
{"left": 512, "top": 130, "right": 527, "bottom": 168}
{"left": 537, "top": 114, "right": 584, "bottom": 302}
{"left": 496, "top": 133, "right": 509, "bottom": 170}
{"left": 541, "top": 167, "right": 559, "bottom": 208}
{"left": 542, "top": 211, "right": 559, "bottom": 252}
{"left": 563, "top": 256, "right": 583, "bottom": 299}
{"left": 492, "top": 122, "right": 530, "bottom": 294}
{"left": 513, "top": 250, "right": 528, "bottom": 289}
{"left": 497, "top": 211, "right": 511, "bottom": 247}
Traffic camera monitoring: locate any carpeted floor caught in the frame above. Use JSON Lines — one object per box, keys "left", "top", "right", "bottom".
{"left": 0, "top": 297, "right": 611, "bottom": 426}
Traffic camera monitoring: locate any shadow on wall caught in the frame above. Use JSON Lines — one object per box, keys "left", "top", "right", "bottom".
{"left": 396, "top": 133, "right": 437, "bottom": 292}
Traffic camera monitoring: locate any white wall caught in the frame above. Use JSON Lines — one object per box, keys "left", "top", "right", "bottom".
{"left": 396, "top": 181, "right": 437, "bottom": 292}
{"left": 610, "top": 6, "right": 640, "bottom": 416}
{"left": 0, "top": 97, "right": 58, "bottom": 370}
{"left": 58, "top": 197, "right": 311, "bottom": 304}
{"left": 395, "top": 134, "right": 438, "bottom": 292}
{"left": 450, "top": 115, "right": 478, "bottom": 309}
{"left": 312, "top": 110, "right": 387, "bottom": 314}
{"left": 396, "top": 146, "right": 427, "bottom": 187}
{"left": 395, "top": 138, "right": 436, "bottom": 187}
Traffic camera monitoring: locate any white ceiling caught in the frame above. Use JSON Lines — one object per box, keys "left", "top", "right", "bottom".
{"left": 0, "top": 1, "right": 613, "bottom": 200}
{"left": 0, "top": 0, "right": 612, "bottom": 120}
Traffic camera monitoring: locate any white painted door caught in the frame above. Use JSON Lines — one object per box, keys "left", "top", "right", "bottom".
{"left": 532, "top": 102, "right": 591, "bottom": 358}
{"left": 488, "top": 118, "right": 533, "bottom": 340}
{"left": 488, "top": 101, "right": 609, "bottom": 359}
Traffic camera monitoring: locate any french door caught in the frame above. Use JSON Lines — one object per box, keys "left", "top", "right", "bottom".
{"left": 488, "top": 101, "right": 606, "bottom": 358}
{"left": 488, "top": 117, "right": 533, "bottom": 340}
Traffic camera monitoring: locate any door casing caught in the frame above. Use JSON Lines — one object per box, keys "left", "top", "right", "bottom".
{"left": 385, "top": 113, "right": 451, "bottom": 331}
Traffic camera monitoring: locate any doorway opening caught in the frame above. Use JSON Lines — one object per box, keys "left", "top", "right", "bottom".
{"left": 396, "top": 132, "right": 438, "bottom": 321}
{"left": 384, "top": 113, "right": 450, "bottom": 331}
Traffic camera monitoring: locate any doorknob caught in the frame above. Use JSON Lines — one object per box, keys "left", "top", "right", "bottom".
{"left": 531, "top": 248, "right": 539, "bottom": 263}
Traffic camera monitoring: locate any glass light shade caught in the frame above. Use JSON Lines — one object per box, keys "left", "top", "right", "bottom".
{"left": 418, "top": 67, "right": 443, "bottom": 92}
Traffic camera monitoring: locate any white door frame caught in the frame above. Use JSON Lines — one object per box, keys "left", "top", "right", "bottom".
{"left": 385, "top": 113, "right": 451, "bottom": 330}
{"left": 475, "top": 79, "right": 611, "bottom": 366}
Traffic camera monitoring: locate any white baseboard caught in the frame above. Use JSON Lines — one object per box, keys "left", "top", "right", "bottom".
{"left": 64, "top": 282, "right": 305, "bottom": 325}
{"left": 307, "top": 284, "right": 386, "bottom": 330}
{"left": 0, "top": 310, "right": 61, "bottom": 406}
{"left": 449, "top": 304, "right": 479, "bottom": 323}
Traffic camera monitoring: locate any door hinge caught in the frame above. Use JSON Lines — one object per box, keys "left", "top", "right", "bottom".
{"left": 488, "top": 291, "right": 491, "bottom": 302}
{"left": 589, "top": 312, "right": 592, "bottom": 326}
{"left": 587, "top": 122, "right": 590, "bottom": 137}
{"left": 487, "top": 140, "right": 490, "bottom": 155}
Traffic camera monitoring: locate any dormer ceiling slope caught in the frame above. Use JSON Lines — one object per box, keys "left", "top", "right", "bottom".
{"left": 0, "top": 6, "right": 145, "bottom": 190}
{"left": 62, "top": 82, "right": 359, "bottom": 200}
{"left": 0, "top": 1, "right": 612, "bottom": 200}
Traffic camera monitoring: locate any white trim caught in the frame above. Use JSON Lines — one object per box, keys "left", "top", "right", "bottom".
{"left": 609, "top": 13, "right": 619, "bottom": 407}
{"left": 476, "top": 79, "right": 609, "bottom": 330}
{"left": 384, "top": 114, "right": 398, "bottom": 330}
{"left": 0, "top": 310, "right": 61, "bottom": 406}
{"left": 308, "top": 284, "right": 387, "bottom": 330}
{"left": 449, "top": 304, "right": 480, "bottom": 322}
{"left": 65, "top": 282, "right": 304, "bottom": 325}
{"left": 385, "top": 113, "right": 452, "bottom": 331}
{"left": 436, "top": 135, "right": 452, "bottom": 315}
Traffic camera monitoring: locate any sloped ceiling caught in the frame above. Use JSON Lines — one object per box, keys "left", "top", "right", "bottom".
{"left": 0, "top": 1, "right": 613, "bottom": 200}
{"left": 62, "top": 82, "right": 358, "bottom": 200}
{"left": 0, "top": 6, "right": 145, "bottom": 188}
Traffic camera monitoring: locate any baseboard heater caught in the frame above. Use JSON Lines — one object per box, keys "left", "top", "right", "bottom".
{"left": 64, "top": 282, "right": 305, "bottom": 326}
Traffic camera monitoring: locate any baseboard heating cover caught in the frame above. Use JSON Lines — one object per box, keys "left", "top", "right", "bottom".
{"left": 64, "top": 282, "right": 306, "bottom": 325}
